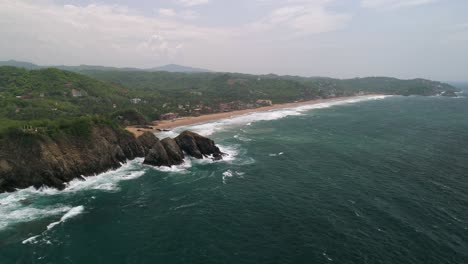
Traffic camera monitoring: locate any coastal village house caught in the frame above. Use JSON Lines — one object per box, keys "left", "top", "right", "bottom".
{"left": 256, "top": 99, "right": 273, "bottom": 106}
{"left": 71, "top": 89, "right": 82, "bottom": 97}
{"left": 219, "top": 103, "right": 231, "bottom": 112}
{"left": 160, "top": 112, "right": 178, "bottom": 120}
{"left": 130, "top": 98, "right": 142, "bottom": 104}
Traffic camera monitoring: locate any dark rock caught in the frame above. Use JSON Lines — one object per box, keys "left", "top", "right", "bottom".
{"left": 161, "top": 138, "right": 184, "bottom": 165}
{"left": 0, "top": 127, "right": 223, "bottom": 193}
{"left": 441, "top": 90, "right": 457, "bottom": 97}
{"left": 137, "top": 132, "right": 160, "bottom": 154}
{"left": 143, "top": 141, "right": 171, "bottom": 167}
{"left": 175, "top": 131, "right": 223, "bottom": 160}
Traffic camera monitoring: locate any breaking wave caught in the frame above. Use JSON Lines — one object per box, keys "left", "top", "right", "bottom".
{"left": 0, "top": 159, "right": 145, "bottom": 231}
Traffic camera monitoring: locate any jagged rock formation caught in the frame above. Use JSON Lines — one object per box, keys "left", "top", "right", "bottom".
{"left": 143, "top": 131, "right": 223, "bottom": 166}
{"left": 0, "top": 127, "right": 222, "bottom": 193}
{"left": 440, "top": 91, "right": 458, "bottom": 97}
{"left": 175, "top": 131, "right": 223, "bottom": 160}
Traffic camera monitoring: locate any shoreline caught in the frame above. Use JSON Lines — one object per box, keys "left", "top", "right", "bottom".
{"left": 126, "top": 95, "right": 381, "bottom": 137}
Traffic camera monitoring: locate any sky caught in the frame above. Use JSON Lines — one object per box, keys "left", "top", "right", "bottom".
{"left": 0, "top": 0, "right": 467, "bottom": 81}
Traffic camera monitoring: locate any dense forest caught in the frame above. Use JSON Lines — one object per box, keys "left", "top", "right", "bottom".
{"left": 0, "top": 65, "right": 458, "bottom": 136}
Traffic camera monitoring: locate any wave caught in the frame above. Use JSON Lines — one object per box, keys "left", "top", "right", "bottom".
{"left": 269, "top": 152, "right": 284, "bottom": 157}
{"left": 0, "top": 205, "right": 72, "bottom": 231}
{"left": 47, "top": 205, "right": 84, "bottom": 230}
{"left": 156, "top": 95, "right": 390, "bottom": 137}
{"left": 222, "top": 169, "right": 245, "bottom": 184}
{"left": 0, "top": 159, "right": 145, "bottom": 231}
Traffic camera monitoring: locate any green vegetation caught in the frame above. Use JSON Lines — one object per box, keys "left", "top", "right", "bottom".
{"left": 0, "top": 65, "right": 458, "bottom": 138}
{"left": 0, "top": 116, "right": 118, "bottom": 140}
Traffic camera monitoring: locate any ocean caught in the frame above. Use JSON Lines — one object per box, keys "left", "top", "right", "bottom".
{"left": 0, "top": 94, "right": 467, "bottom": 263}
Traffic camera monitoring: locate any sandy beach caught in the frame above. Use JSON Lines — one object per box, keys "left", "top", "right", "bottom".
{"left": 126, "top": 95, "right": 379, "bottom": 136}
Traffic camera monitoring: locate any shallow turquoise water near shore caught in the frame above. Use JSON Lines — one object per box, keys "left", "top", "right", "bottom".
{"left": 1, "top": 94, "right": 467, "bottom": 263}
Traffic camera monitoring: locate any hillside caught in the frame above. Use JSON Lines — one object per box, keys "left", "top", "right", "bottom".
{"left": 0, "top": 66, "right": 134, "bottom": 122}
{"left": 81, "top": 70, "right": 458, "bottom": 116}
{"left": 0, "top": 66, "right": 459, "bottom": 136}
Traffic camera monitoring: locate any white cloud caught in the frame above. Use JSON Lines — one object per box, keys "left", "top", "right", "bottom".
{"left": 361, "top": 0, "right": 439, "bottom": 9}
{"left": 0, "top": 0, "right": 354, "bottom": 72}
{"left": 0, "top": 0, "right": 226, "bottom": 66}
{"left": 158, "top": 8, "right": 176, "bottom": 17}
{"left": 157, "top": 8, "right": 200, "bottom": 20}
{"left": 178, "top": 0, "right": 210, "bottom": 7}
{"left": 251, "top": 1, "right": 351, "bottom": 35}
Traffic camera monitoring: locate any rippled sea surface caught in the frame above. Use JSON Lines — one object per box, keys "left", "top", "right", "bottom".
{"left": 1, "top": 94, "right": 467, "bottom": 263}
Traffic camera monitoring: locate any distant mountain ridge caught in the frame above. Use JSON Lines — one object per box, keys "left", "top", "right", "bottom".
{"left": 0, "top": 60, "right": 212, "bottom": 73}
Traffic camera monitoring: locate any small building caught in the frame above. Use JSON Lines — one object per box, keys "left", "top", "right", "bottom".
{"left": 16, "top": 95, "right": 33, "bottom": 99}
{"left": 202, "top": 106, "right": 213, "bottom": 114}
{"left": 130, "top": 98, "right": 142, "bottom": 104}
{"left": 256, "top": 99, "right": 273, "bottom": 106}
{"left": 71, "top": 89, "right": 82, "bottom": 97}
{"left": 192, "top": 108, "right": 202, "bottom": 116}
{"left": 160, "top": 112, "right": 178, "bottom": 120}
{"left": 219, "top": 103, "right": 231, "bottom": 112}
{"left": 65, "top": 82, "right": 73, "bottom": 88}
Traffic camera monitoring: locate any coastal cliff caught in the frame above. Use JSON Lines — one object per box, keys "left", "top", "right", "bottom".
{"left": 0, "top": 126, "right": 222, "bottom": 193}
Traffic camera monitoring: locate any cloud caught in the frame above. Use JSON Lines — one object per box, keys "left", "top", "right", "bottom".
{"left": 157, "top": 8, "right": 199, "bottom": 19}
{"left": 361, "top": 0, "right": 439, "bottom": 9}
{"left": 178, "top": 0, "right": 210, "bottom": 7}
{"left": 0, "top": 0, "right": 225, "bottom": 66}
{"left": 158, "top": 8, "right": 176, "bottom": 17}
{"left": 0, "top": 0, "right": 352, "bottom": 73}
{"left": 251, "top": 1, "right": 351, "bottom": 35}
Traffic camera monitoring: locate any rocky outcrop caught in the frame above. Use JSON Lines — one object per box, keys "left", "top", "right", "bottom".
{"left": 0, "top": 127, "right": 222, "bottom": 193}
{"left": 0, "top": 125, "right": 144, "bottom": 192}
{"left": 160, "top": 138, "right": 184, "bottom": 165}
{"left": 175, "top": 131, "right": 223, "bottom": 160}
{"left": 440, "top": 90, "right": 458, "bottom": 97}
{"left": 143, "top": 131, "right": 224, "bottom": 166}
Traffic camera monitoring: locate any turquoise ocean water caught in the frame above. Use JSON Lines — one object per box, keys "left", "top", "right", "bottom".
{"left": 0, "top": 94, "right": 467, "bottom": 263}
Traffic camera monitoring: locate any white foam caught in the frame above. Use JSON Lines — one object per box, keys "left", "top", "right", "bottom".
{"left": 22, "top": 235, "right": 40, "bottom": 244}
{"left": 47, "top": 206, "right": 84, "bottom": 230}
{"left": 156, "top": 95, "right": 390, "bottom": 137}
{"left": 269, "top": 152, "right": 284, "bottom": 157}
{"left": 233, "top": 134, "right": 252, "bottom": 142}
{"left": 149, "top": 157, "right": 193, "bottom": 173}
{"left": 222, "top": 170, "right": 245, "bottom": 184}
{"left": 0, "top": 159, "right": 145, "bottom": 231}
{"left": 222, "top": 170, "right": 234, "bottom": 184}
{"left": 0, "top": 205, "right": 72, "bottom": 231}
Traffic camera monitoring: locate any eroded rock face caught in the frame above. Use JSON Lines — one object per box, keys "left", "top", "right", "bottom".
{"left": 138, "top": 132, "right": 160, "bottom": 153}
{"left": 0, "top": 128, "right": 223, "bottom": 193}
{"left": 175, "top": 131, "right": 223, "bottom": 160}
{"left": 160, "top": 138, "right": 184, "bottom": 165}
{"left": 0, "top": 125, "right": 145, "bottom": 193}
{"left": 143, "top": 140, "right": 171, "bottom": 167}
